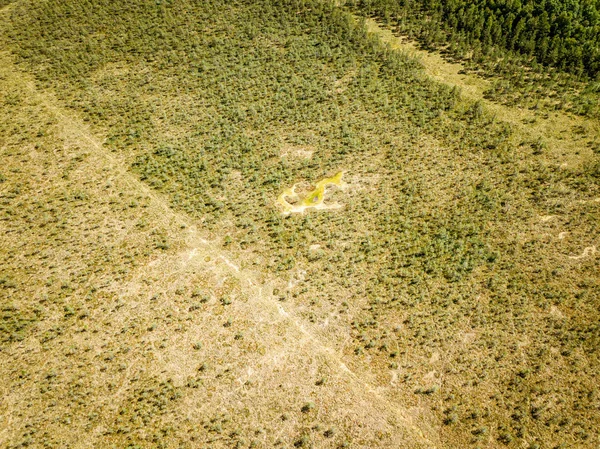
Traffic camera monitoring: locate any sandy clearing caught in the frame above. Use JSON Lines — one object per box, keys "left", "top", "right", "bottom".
{"left": 278, "top": 171, "right": 347, "bottom": 215}
{"left": 568, "top": 246, "right": 597, "bottom": 260}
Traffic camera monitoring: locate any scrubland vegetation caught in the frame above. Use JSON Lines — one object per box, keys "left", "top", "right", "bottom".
{"left": 1, "top": 0, "right": 599, "bottom": 448}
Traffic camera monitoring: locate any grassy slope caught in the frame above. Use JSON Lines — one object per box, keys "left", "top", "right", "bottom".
{"left": 2, "top": 0, "right": 600, "bottom": 448}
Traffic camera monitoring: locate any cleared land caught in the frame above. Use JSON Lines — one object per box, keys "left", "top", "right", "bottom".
{"left": 0, "top": 47, "right": 432, "bottom": 449}
{"left": 1, "top": 1, "right": 599, "bottom": 448}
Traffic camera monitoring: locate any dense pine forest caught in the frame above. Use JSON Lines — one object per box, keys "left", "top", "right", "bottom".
{"left": 349, "top": 0, "right": 600, "bottom": 116}
{"left": 351, "top": 0, "right": 600, "bottom": 77}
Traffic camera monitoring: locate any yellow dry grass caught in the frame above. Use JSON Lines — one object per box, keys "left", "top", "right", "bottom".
{"left": 278, "top": 172, "right": 346, "bottom": 215}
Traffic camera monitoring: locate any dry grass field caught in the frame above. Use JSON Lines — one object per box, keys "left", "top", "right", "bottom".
{"left": 1, "top": 1, "right": 598, "bottom": 448}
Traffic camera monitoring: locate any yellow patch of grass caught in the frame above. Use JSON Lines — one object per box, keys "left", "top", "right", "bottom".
{"left": 278, "top": 171, "right": 346, "bottom": 215}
